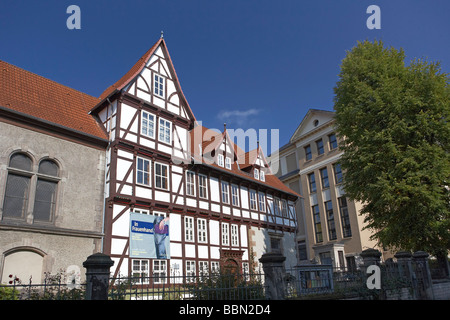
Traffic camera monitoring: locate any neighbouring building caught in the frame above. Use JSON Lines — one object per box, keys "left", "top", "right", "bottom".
{"left": 0, "top": 37, "right": 301, "bottom": 284}
{"left": 0, "top": 60, "right": 108, "bottom": 284}
{"left": 272, "top": 109, "right": 389, "bottom": 270}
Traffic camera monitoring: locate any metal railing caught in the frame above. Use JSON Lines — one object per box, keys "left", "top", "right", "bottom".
{"left": 108, "top": 272, "right": 266, "bottom": 300}
{"left": 1, "top": 273, "right": 85, "bottom": 300}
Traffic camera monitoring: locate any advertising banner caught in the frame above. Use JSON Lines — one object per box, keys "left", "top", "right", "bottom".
{"left": 129, "top": 212, "right": 170, "bottom": 259}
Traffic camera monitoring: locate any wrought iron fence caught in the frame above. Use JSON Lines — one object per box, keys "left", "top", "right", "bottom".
{"left": 108, "top": 271, "right": 266, "bottom": 300}
{"left": 0, "top": 273, "right": 85, "bottom": 300}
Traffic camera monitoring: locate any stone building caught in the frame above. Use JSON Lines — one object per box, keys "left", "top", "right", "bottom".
{"left": 0, "top": 60, "right": 108, "bottom": 283}
{"left": 272, "top": 109, "right": 389, "bottom": 270}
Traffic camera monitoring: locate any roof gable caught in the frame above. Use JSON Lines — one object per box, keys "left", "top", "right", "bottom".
{"left": 93, "top": 39, "right": 195, "bottom": 123}
{"left": 290, "top": 109, "right": 335, "bottom": 143}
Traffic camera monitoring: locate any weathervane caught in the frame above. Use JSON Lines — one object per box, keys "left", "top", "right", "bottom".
{"left": 161, "top": 30, "right": 164, "bottom": 39}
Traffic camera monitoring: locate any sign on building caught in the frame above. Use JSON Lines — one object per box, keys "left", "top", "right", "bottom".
{"left": 129, "top": 212, "right": 170, "bottom": 259}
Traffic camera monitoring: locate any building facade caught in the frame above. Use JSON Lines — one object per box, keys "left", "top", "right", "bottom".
{"left": 0, "top": 37, "right": 300, "bottom": 283}
{"left": 0, "top": 61, "right": 108, "bottom": 284}
{"left": 89, "top": 38, "right": 300, "bottom": 280}
{"left": 273, "top": 109, "right": 388, "bottom": 270}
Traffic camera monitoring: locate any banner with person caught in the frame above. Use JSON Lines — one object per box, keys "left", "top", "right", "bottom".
{"left": 129, "top": 212, "right": 170, "bottom": 259}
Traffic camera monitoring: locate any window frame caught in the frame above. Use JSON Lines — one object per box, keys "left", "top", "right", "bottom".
{"left": 136, "top": 157, "right": 151, "bottom": 186}
{"left": 333, "top": 163, "right": 343, "bottom": 184}
{"left": 153, "top": 259, "right": 167, "bottom": 284}
{"left": 198, "top": 174, "right": 208, "bottom": 199}
{"left": 221, "top": 181, "right": 229, "bottom": 204}
{"left": 154, "top": 162, "right": 169, "bottom": 190}
{"left": 186, "top": 171, "right": 196, "bottom": 197}
{"left": 249, "top": 190, "right": 257, "bottom": 211}
{"left": 231, "top": 224, "right": 239, "bottom": 247}
{"left": 304, "top": 145, "right": 312, "bottom": 161}
{"left": 218, "top": 154, "right": 224, "bottom": 167}
{"left": 158, "top": 118, "right": 172, "bottom": 145}
{"left": 308, "top": 172, "right": 316, "bottom": 193}
{"left": 231, "top": 184, "right": 239, "bottom": 206}
{"left": 328, "top": 133, "right": 338, "bottom": 150}
{"left": 325, "top": 200, "right": 337, "bottom": 240}
{"left": 316, "top": 139, "right": 324, "bottom": 155}
{"left": 225, "top": 157, "right": 231, "bottom": 169}
{"left": 258, "top": 193, "right": 265, "bottom": 212}
{"left": 221, "top": 222, "right": 230, "bottom": 246}
{"left": 197, "top": 218, "right": 207, "bottom": 243}
{"left": 184, "top": 216, "right": 194, "bottom": 242}
{"left": 141, "top": 110, "right": 156, "bottom": 139}
{"left": 320, "top": 167, "right": 329, "bottom": 189}
{"left": 312, "top": 204, "right": 323, "bottom": 243}
{"left": 3, "top": 153, "right": 60, "bottom": 224}
{"left": 154, "top": 73, "right": 165, "bottom": 98}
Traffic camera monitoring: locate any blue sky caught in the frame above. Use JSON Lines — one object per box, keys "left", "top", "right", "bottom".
{"left": 1, "top": 0, "right": 449, "bottom": 155}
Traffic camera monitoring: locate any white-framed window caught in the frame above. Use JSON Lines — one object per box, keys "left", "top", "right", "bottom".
{"left": 282, "top": 200, "right": 288, "bottom": 217}
{"left": 137, "top": 157, "right": 151, "bottom": 186}
{"left": 231, "top": 184, "right": 239, "bottom": 206}
{"left": 221, "top": 222, "right": 229, "bottom": 246}
{"left": 211, "top": 261, "right": 220, "bottom": 274}
{"left": 159, "top": 118, "right": 172, "bottom": 144}
{"left": 274, "top": 198, "right": 281, "bottom": 216}
{"left": 199, "top": 261, "right": 209, "bottom": 278}
{"left": 186, "top": 261, "right": 196, "bottom": 282}
{"left": 132, "top": 259, "right": 149, "bottom": 284}
{"left": 221, "top": 181, "right": 229, "bottom": 204}
{"left": 155, "top": 162, "right": 169, "bottom": 190}
{"left": 260, "top": 170, "right": 265, "bottom": 182}
{"left": 197, "top": 218, "right": 207, "bottom": 243}
{"left": 218, "top": 154, "right": 224, "bottom": 167}
{"left": 250, "top": 190, "right": 257, "bottom": 210}
{"left": 254, "top": 168, "right": 259, "bottom": 180}
{"left": 133, "top": 208, "right": 150, "bottom": 215}
{"left": 258, "top": 193, "right": 265, "bottom": 212}
{"left": 231, "top": 224, "right": 239, "bottom": 246}
{"left": 186, "top": 171, "right": 195, "bottom": 196}
{"left": 198, "top": 174, "right": 208, "bottom": 199}
{"left": 154, "top": 74, "right": 164, "bottom": 98}
{"left": 153, "top": 260, "right": 167, "bottom": 284}
{"left": 225, "top": 157, "right": 231, "bottom": 169}
{"left": 184, "top": 216, "right": 194, "bottom": 242}
{"left": 141, "top": 111, "right": 155, "bottom": 138}
{"left": 242, "top": 262, "right": 250, "bottom": 280}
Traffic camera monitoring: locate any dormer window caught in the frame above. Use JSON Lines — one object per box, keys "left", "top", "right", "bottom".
{"left": 218, "top": 154, "right": 224, "bottom": 167}
{"left": 254, "top": 168, "right": 259, "bottom": 180}
{"left": 260, "top": 170, "right": 265, "bottom": 182}
{"left": 225, "top": 157, "right": 231, "bottom": 169}
{"left": 154, "top": 74, "right": 164, "bottom": 98}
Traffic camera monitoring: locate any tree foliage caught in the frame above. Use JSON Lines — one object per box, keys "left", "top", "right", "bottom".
{"left": 333, "top": 40, "right": 450, "bottom": 257}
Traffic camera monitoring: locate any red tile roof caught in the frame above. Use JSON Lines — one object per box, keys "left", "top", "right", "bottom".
{"left": 0, "top": 60, "right": 107, "bottom": 140}
{"left": 189, "top": 125, "right": 301, "bottom": 199}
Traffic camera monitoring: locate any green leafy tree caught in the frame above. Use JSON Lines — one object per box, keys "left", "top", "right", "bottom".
{"left": 333, "top": 40, "right": 450, "bottom": 266}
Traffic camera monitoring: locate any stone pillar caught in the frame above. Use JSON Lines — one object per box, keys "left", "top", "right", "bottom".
{"left": 360, "top": 248, "right": 381, "bottom": 271}
{"left": 259, "top": 253, "right": 286, "bottom": 300}
{"left": 83, "top": 253, "right": 114, "bottom": 300}
{"left": 412, "top": 251, "right": 434, "bottom": 300}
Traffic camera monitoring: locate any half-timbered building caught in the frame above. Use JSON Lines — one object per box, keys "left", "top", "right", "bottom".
{"left": 89, "top": 37, "right": 301, "bottom": 279}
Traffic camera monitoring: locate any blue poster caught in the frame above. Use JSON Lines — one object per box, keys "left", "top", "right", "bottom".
{"left": 129, "top": 212, "right": 170, "bottom": 259}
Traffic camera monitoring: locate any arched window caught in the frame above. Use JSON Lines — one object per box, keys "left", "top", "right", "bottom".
{"left": 2, "top": 153, "right": 60, "bottom": 224}
{"left": 2, "top": 153, "right": 33, "bottom": 219}
{"left": 34, "top": 160, "right": 59, "bottom": 222}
